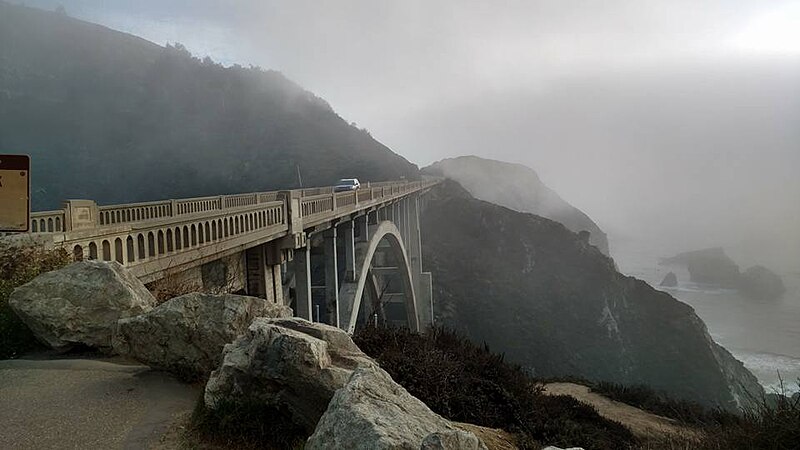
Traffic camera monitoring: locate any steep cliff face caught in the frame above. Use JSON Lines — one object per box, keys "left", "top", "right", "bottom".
{"left": 422, "top": 181, "right": 762, "bottom": 409}
{"left": 423, "top": 156, "right": 610, "bottom": 256}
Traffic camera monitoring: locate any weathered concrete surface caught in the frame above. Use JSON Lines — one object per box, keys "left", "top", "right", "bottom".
{"left": 113, "top": 293, "right": 292, "bottom": 379}
{"left": 204, "top": 317, "right": 375, "bottom": 432}
{"left": 0, "top": 358, "right": 198, "bottom": 450}
{"left": 8, "top": 261, "right": 156, "bottom": 351}
{"left": 306, "top": 365, "right": 486, "bottom": 450}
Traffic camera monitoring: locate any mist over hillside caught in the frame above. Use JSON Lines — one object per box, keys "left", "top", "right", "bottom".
{"left": 0, "top": 2, "right": 418, "bottom": 210}
{"left": 424, "top": 156, "right": 610, "bottom": 256}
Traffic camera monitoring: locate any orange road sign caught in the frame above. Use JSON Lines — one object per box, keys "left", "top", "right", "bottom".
{"left": 0, "top": 155, "right": 30, "bottom": 232}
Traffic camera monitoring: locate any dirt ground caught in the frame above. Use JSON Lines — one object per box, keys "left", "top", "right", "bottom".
{"left": 0, "top": 358, "right": 199, "bottom": 450}
{"left": 543, "top": 382, "right": 702, "bottom": 442}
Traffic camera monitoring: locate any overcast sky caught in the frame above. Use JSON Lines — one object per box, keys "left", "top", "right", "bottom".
{"left": 26, "top": 0, "right": 800, "bottom": 266}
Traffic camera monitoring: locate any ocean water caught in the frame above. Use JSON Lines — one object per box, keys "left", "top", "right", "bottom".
{"left": 614, "top": 241, "right": 800, "bottom": 395}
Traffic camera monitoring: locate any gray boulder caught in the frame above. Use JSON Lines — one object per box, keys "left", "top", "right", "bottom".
{"left": 204, "top": 317, "right": 375, "bottom": 431}
{"left": 113, "top": 293, "right": 292, "bottom": 379}
{"left": 306, "top": 365, "right": 486, "bottom": 450}
{"left": 8, "top": 261, "right": 156, "bottom": 351}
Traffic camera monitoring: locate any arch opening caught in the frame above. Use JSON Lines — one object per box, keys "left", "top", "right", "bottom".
{"left": 339, "top": 221, "right": 418, "bottom": 334}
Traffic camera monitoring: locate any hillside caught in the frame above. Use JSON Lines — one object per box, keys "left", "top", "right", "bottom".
{"left": 424, "top": 156, "right": 610, "bottom": 255}
{"left": 422, "top": 181, "right": 762, "bottom": 410}
{"left": 0, "top": 2, "right": 418, "bottom": 210}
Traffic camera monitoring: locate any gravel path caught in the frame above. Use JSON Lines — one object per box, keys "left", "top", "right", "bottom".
{"left": 0, "top": 358, "right": 199, "bottom": 450}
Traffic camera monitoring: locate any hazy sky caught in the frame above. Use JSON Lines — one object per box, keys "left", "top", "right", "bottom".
{"left": 25, "top": 0, "right": 800, "bottom": 266}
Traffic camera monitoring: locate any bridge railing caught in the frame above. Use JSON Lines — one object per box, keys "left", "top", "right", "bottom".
{"left": 59, "top": 199, "right": 288, "bottom": 281}
{"left": 30, "top": 210, "right": 66, "bottom": 233}
{"left": 70, "top": 191, "right": 286, "bottom": 229}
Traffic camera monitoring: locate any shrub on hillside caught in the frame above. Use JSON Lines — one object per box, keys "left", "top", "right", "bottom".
{"left": 353, "top": 326, "right": 636, "bottom": 449}
{"left": 0, "top": 242, "right": 70, "bottom": 358}
{"left": 701, "top": 383, "right": 800, "bottom": 450}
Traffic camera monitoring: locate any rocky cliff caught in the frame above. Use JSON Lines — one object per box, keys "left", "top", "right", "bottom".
{"left": 423, "top": 156, "right": 610, "bottom": 256}
{"left": 422, "top": 181, "right": 762, "bottom": 409}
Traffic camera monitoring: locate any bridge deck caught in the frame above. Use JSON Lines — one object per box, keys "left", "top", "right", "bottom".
{"left": 21, "top": 179, "right": 440, "bottom": 283}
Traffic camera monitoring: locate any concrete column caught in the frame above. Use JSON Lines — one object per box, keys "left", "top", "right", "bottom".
{"left": 408, "top": 194, "right": 433, "bottom": 329}
{"left": 365, "top": 212, "right": 374, "bottom": 241}
{"left": 245, "top": 245, "right": 267, "bottom": 298}
{"left": 343, "top": 220, "right": 356, "bottom": 282}
{"left": 265, "top": 263, "right": 283, "bottom": 304}
{"left": 119, "top": 239, "right": 127, "bottom": 265}
{"left": 294, "top": 245, "right": 312, "bottom": 320}
{"left": 355, "top": 214, "right": 368, "bottom": 243}
{"left": 323, "top": 227, "right": 340, "bottom": 327}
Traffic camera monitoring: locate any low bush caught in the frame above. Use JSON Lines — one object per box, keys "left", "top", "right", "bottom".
{"left": 188, "top": 397, "right": 306, "bottom": 450}
{"left": 0, "top": 242, "right": 70, "bottom": 359}
{"left": 700, "top": 384, "right": 800, "bottom": 450}
{"left": 353, "top": 326, "right": 637, "bottom": 449}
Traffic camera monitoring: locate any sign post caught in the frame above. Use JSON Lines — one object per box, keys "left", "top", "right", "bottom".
{"left": 0, "top": 155, "right": 30, "bottom": 232}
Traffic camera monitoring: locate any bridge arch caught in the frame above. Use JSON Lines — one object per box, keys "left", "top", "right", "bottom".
{"left": 340, "top": 220, "right": 418, "bottom": 334}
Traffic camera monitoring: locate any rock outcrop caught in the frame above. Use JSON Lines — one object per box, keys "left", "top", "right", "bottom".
{"left": 660, "top": 247, "right": 740, "bottom": 287}
{"left": 424, "top": 156, "right": 610, "bottom": 256}
{"left": 204, "top": 318, "right": 375, "bottom": 431}
{"left": 306, "top": 365, "right": 486, "bottom": 450}
{"left": 659, "top": 272, "right": 678, "bottom": 287}
{"left": 113, "top": 293, "right": 292, "bottom": 379}
{"left": 422, "top": 181, "right": 763, "bottom": 409}
{"left": 738, "top": 265, "right": 786, "bottom": 300}
{"left": 8, "top": 261, "right": 155, "bottom": 351}
{"left": 662, "top": 249, "right": 786, "bottom": 300}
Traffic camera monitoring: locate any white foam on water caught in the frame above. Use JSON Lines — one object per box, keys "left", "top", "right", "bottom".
{"left": 730, "top": 351, "right": 800, "bottom": 395}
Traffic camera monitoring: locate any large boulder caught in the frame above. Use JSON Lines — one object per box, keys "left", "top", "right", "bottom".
{"left": 113, "top": 293, "right": 292, "bottom": 379}
{"left": 204, "top": 318, "right": 376, "bottom": 431}
{"left": 306, "top": 365, "right": 486, "bottom": 450}
{"left": 8, "top": 261, "right": 155, "bottom": 351}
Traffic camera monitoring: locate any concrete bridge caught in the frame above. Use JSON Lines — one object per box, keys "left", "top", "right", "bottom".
{"left": 23, "top": 179, "right": 441, "bottom": 333}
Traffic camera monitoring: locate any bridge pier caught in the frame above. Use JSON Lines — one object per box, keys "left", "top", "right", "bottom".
{"left": 323, "top": 227, "right": 340, "bottom": 327}
{"left": 244, "top": 242, "right": 285, "bottom": 304}
{"left": 294, "top": 244, "right": 313, "bottom": 321}
{"left": 342, "top": 220, "right": 356, "bottom": 282}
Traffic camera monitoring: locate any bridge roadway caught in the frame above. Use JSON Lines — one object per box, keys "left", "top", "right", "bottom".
{"left": 23, "top": 179, "right": 441, "bottom": 332}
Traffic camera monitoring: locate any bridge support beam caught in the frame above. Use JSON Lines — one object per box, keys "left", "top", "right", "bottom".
{"left": 323, "top": 227, "right": 339, "bottom": 327}
{"left": 342, "top": 220, "right": 356, "bottom": 282}
{"left": 294, "top": 244, "right": 312, "bottom": 321}
{"left": 407, "top": 194, "right": 434, "bottom": 329}
{"left": 245, "top": 242, "right": 285, "bottom": 304}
